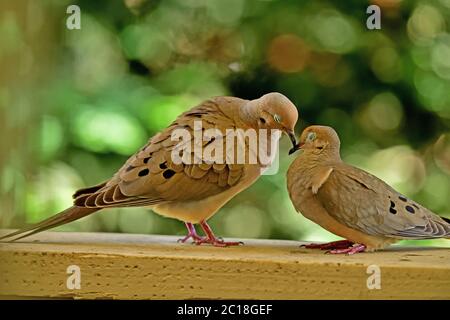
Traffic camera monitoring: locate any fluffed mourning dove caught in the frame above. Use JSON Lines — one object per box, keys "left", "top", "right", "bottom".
{"left": 1, "top": 92, "right": 298, "bottom": 246}
{"left": 287, "top": 125, "right": 450, "bottom": 254}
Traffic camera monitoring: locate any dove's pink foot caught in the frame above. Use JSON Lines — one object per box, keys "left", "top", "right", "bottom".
{"left": 197, "top": 220, "right": 243, "bottom": 247}
{"left": 301, "top": 240, "right": 354, "bottom": 250}
{"left": 178, "top": 222, "right": 205, "bottom": 243}
{"left": 327, "top": 244, "right": 366, "bottom": 255}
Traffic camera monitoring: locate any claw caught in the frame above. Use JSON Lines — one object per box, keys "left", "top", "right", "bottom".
{"left": 177, "top": 234, "right": 205, "bottom": 244}
{"left": 197, "top": 220, "right": 244, "bottom": 247}
{"left": 178, "top": 221, "right": 244, "bottom": 247}
{"left": 326, "top": 244, "right": 366, "bottom": 255}
{"left": 301, "top": 240, "right": 354, "bottom": 250}
{"left": 194, "top": 238, "right": 243, "bottom": 247}
{"left": 178, "top": 222, "right": 205, "bottom": 244}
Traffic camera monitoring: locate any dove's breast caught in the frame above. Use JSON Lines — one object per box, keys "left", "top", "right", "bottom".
{"left": 151, "top": 165, "right": 263, "bottom": 223}
{"left": 286, "top": 159, "right": 316, "bottom": 213}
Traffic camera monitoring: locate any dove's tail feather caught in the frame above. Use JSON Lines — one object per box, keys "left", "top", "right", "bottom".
{"left": 0, "top": 206, "right": 99, "bottom": 242}
{"left": 72, "top": 181, "right": 107, "bottom": 199}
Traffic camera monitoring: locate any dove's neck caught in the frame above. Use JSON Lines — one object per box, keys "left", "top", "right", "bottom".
{"left": 302, "top": 148, "right": 342, "bottom": 167}
{"left": 239, "top": 100, "right": 259, "bottom": 128}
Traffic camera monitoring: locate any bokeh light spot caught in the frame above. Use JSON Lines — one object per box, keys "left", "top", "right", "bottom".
{"left": 414, "top": 70, "right": 450, "bottom": 117}
{"left": 371, "top": 46, "right": 402, "bottom": 83}
{"left": 40, "top": 116, "right": 63, "bottom": 161}
{"left": 311, "top": 10, "right": 358, "bottom": 54}
{"left": 73, "top": 108, "right": 147, "bottom": 155}
{"left": 407, "top": 4, "right": 445, "bottom": 46}
{"left": 207, "top": 0, "right": 244, "bottom": 25}
{"left": 431, "top": 35, "right": 450, "bottom": 80}
{"left": 267, "top": 34, "right": 310, "bottom": 73}
{"left": 367, "top": 92, "right": 403, "bottom": 131}
{"left": 433, "top": 133, "right": 450, "bottom": 175}
{"left": 366, "top": 146, "right": 426, "bottom": 194}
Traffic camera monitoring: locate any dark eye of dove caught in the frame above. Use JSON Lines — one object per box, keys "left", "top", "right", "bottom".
{"left": 307, "top": 132, "right": 316, "bottom": 141}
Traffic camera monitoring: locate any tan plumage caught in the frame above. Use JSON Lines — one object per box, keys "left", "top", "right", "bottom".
{"left": 287, "top": 125, "right": 450, "bottom": 254}
{"left": 2, "top": 93, "right": 299, "bottom": 245}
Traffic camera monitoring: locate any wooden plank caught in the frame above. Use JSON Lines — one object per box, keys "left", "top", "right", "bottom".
{"left": 0, "top": 231, "right": 449, "bottom": 299}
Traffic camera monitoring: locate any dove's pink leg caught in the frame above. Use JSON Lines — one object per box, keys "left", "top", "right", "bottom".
{"left": 178, "top": 222, "right": 205, "bottom": 243}
{"left": 196, "top": 220, "right": 243, "bottom": 247}
{"left": 327, "top": 244, "right": 367, "bottom": 255}
{"left": 301, "top": 240, "right": 354, "bottom": 250}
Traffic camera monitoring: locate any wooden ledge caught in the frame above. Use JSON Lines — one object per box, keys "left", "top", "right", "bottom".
{"left": 0, "top": 230, "right": 449, "bottom": 299}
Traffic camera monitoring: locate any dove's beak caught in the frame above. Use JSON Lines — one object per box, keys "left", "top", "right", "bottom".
{"left": 289, "top": 142, "right": 304, "bottom": 155}
{"left": 287, "top": 130, "right": 297, "bottom": 154}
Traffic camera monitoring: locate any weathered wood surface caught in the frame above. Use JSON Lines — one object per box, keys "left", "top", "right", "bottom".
{"left": 0, "top": 231, "right": 449, "bottom": 299}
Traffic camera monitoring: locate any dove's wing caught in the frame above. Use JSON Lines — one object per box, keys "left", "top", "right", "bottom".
{"left": 73, "top": 97, "right": 254, "bottom": 209}
{"left": 316, "top": 163, "right": 450, "bottom": 239}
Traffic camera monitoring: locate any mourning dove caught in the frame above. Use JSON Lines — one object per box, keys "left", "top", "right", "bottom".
{"left": 1, "top": 92, "right": 298, "bottom": 246}
{"left": 287, "top": 125, "right": 450, "bottom": 254}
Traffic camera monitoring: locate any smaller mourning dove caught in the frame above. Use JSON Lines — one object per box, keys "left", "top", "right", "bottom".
{"left": 287, "top": 125, "right": 450, "bottom": 254}
{"left": 1, "top": 92, "right": 298, "bottom": 246}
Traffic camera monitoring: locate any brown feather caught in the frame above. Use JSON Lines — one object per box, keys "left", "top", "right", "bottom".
{"left": 0, "top": 206, "right": 98, "bottom": 241}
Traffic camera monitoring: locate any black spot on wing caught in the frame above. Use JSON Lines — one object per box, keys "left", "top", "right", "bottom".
{"left": 399, "top": 196, "right": 407, "bottom": 202}
{"left": 405, "top": 205, "right": 415, "bottom": 214}
{"left": 138, "top": 169, "right": 149, "bottom": 177}
{"left": 159, "top": 162, "right": 167, "bottom": 170}
{"left": 163, "top": 169, "right": 176, "bottom": 179}
{"left": 389, "top": 200, "right": 397, "bottom": 214}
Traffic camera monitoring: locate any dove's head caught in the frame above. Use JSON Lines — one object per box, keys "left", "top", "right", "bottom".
{"left": 246, "top": 92, "right": 299, "bottom": 150}
{"left": 289, "top": 125, "right": 341, "bottom": 157}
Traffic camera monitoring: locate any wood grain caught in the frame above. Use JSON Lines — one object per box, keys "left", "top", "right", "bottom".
{"left": 0, "top": 231, "right": 449, "bottom": 299}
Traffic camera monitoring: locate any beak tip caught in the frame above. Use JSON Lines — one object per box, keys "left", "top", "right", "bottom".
{"left": 287, "top": 130, "right": 297, "bottom": 155}
{"left": 288, "top": 145, "right": 299, "bottom": 155}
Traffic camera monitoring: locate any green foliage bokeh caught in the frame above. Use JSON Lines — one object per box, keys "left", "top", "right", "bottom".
{"left": 1, "top": 0, "right": 449, "bottom": 247}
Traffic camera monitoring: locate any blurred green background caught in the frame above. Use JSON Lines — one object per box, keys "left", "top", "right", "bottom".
{"left": 1, "top": 0, "right": 449, "bottom": 247}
